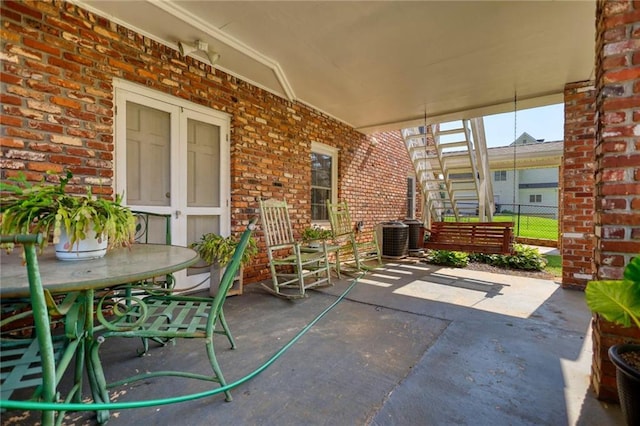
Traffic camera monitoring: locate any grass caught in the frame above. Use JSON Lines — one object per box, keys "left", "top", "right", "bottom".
{"left": 544, "top": 254, "right": 562, "bottom": 278}
{"left": 444, "top": 214, "right": 558, "bottom": 241}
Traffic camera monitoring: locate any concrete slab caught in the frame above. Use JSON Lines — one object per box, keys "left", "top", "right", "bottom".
{"left": 2, "top": 259, "right": 623, "bottom": 425}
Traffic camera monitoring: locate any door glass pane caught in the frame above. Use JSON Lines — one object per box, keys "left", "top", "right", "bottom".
{"left": 187, "top": 119, "right": 220, "bottom": 207}
{"left": 126, "top": 102, "right": 171, "bottom": 206}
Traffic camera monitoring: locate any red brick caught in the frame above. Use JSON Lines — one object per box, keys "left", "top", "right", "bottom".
{"left": 0, "top": 138, "right": 25, "bottom": 149}
{"left": 27, "top": 162, "right": 64, "bottom": 173}
{"left": 601, "top": 183, "right": 640, "bottom": 196}
{"left": 601, "top": 240, "right": 640, "bottom": 253}
{"left": 4, "top": 1, "right": 42, "bottom": 19}
{"left": 50, "top": 154, "right": 82, "bottom": 165}
{"left": 0, "top": 115, "right": 23, "bottom": 127}
{"left": 48, "top": 56, "right": 81, "bottom": 73}
{"left": 50, "top": 96, "right": 81, "bottom": 110}
{"left": 0, "top": 73, "right": 23, "bottom": 85}
{"left": 5, "top": 128, "right": 44, "bottom": 141}
{"left": 603, "top": 66, "right": 640, "bottom": 83}
{"left": 23, "top": 37, "right": 60, "bottom": 56}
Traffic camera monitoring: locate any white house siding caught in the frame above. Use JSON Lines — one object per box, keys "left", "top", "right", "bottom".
{"left": 493, "top": 167, "right": 559, "bottom": 218}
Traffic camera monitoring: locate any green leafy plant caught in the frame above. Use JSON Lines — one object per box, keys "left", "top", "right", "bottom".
{"left": 301, "top": 225, "right": 332, "bottom": 243}
{"left": 469, "top": 243, "right": 547, "bottom": 271}
{"left": 425, "top": 250, "right": 469, "bottom": 268}
{"left": 0, "top": 171, "right": 135, "bottom": 252}
{"left": 585, "top": 257, "right": 640, "bottom": 329}
{"left": 191, "top": 231, "right": 258, "bottom": 267}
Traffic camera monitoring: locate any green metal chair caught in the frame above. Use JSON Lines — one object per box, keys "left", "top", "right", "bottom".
{"left": 89, "top": 217, "right": 257, "bottom": 406}
{"left": 130, "top": 210, "right": 175, "bottom": 290}
{"left": 326, "top": 201, "right": 381, "bottom": 272}
{"left": 99, "top": 211, "right": 175, "bottom": 353}
{"left": 258, "top": 198, "right": 332, "bottom": 299}
{"left": 0, "top": 234, "right": 84, "bottom": 426}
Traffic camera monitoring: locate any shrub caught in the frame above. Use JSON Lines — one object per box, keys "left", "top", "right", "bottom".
{"left": 469, "top": 243, "right": 547, "bottom": 271}
{"left": 425, "top": 250, "right": 469, "bottom": 268}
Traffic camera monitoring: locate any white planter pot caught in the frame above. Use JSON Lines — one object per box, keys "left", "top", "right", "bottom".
{"left": 55, "top": 227, "right": 108, "bottom": 261}
{"left": 209, "top": 263, "right": 243, "bottom": 297}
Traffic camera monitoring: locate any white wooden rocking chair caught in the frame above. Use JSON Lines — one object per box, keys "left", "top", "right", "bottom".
{"left": 326, "top": 200, "right": 381, "bottom": 272}
{"left": 258, "top": 199, "right": 332, "bottom": 299}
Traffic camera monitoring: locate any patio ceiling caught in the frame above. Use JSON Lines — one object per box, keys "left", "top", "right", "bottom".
{"left": 77, "top": 1, "right": 595, "bottom": 134}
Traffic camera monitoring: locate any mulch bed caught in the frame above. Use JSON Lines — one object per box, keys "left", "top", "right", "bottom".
{"left": 464, "top": 261, "right": 558, "bottom": 281}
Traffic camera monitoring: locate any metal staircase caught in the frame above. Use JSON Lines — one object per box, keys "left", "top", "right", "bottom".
{"left": 402, "top": 118, "right": 494, "bottom": 226}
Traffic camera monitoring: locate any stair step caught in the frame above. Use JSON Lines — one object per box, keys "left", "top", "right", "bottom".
{"left": 434, "top": 127, "right": 466, "bottom": 137}
{"left": 437, "top": 140, "right": 469, "bottom": 150}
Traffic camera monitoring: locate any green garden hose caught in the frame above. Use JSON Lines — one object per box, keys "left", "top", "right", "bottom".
{"left": 0, "top": 272, "right": 364, "bottom": 412}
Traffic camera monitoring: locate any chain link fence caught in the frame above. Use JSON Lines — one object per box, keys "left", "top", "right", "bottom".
{"left": 441, "top": 203, "right": 558, "bottom": 242}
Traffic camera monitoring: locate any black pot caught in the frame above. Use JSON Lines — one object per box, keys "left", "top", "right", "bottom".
{"left": 608, "top": 343, "right": 640, "bottom": 426}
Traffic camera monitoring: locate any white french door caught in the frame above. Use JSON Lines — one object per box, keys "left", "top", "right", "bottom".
{"left": 114, "top": 80, "right": 230, "bottom": 291}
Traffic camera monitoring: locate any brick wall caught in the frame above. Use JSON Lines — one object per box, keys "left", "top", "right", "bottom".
{"left": 594, "top": 0, "right": 640, "bottom": 277}
{"left": 0, "top": 1, "right": 417, "bottom": 285}
{"left": 591, "top": 315, "right": 640, "bottom": 402}
{"left": 561, "top": 81, "right": 596, "bottom": 290}
{"left": 590, "top": 0, "right": 640, "bottom": 402}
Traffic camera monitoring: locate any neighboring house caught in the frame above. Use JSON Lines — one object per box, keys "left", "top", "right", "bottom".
{"left": 490, "top": 133, "right": 561, "bottom": 218}
{"left": 446, "top": 133, "right": 562, "bottom": 218}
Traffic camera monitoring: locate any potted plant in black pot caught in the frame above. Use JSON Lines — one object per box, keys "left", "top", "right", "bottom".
{"left": 191, "top": 229, "right": 257, "bottom": 297}
{"left": 585, "top": 256, "right": 640, "bottom": 425}
{"left": 1, "top": 171, "right": 135, "bottom": 260}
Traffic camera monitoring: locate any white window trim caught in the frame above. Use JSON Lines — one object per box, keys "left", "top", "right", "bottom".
{"left": 311, "top": 142, "right": 338, "bottom": 224}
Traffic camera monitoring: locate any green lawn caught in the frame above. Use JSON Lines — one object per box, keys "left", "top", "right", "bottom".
{"left": 444, "top": 214, "right": 558, "bottom": 241}
{"left": 544, "top": 254, "right": 562, "bottom": 278}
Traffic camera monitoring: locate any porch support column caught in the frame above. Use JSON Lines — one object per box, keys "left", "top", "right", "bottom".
{"left": 561, "top": 81, "right": 596, "bottom": 290}
{"left": 590, "top": 0, "right": 640, "bottom": 402}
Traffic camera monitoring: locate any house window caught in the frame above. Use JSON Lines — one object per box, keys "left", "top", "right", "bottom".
{"left": 494, "top": 170, "right": 507, "bottom": 181}
{"left": 407, "top": 176, "right": 416, "bottom": 219}
{"left": 529, "top": 194, "right": 542, "bottom": 203}
{"left": 311, "top": 142, "right": 338, "bottom": 222}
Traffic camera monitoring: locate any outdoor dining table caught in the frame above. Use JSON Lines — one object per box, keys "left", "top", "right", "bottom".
{"left": 0, "top": 243, "right": 199, "bottom": 423}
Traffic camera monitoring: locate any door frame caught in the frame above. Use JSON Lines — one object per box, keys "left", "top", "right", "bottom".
{"left": 113, "top": 79, "right": 231, "bottom": 290}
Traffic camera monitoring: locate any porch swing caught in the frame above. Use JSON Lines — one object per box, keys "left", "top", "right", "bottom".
{"left": 422, "top": 98, "right": 517, "bottom": 255}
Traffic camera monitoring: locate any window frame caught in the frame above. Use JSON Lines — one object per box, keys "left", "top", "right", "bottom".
{"left": 310, "top": 142, "right": 338, "bottom": 224}
{"left": 494, "top": 170, "right": 507, "bottom": 181}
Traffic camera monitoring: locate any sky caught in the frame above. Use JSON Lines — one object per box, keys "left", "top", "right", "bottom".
{"left": 482, "top": 103, "right": 564, "bottom": 147}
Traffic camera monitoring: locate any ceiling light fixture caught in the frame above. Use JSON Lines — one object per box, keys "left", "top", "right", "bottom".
{"left": 178, "top": 39, "right": 220, "bottom": 66}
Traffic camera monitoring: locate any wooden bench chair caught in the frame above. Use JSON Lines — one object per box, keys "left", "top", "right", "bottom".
{"left": 326, "top": 201, "right": 381, "bottom": 272}
{"left": 89, "top": 217, "right": 257, "bottom": 406}
{"left": 1, "top": 234, "right": 84, "bottom": 426}
{"left": 423, "top": 221, "right": 514, "bottom": 254}
{"left": 258, "top": 199, "right": 332, "bottom": 299}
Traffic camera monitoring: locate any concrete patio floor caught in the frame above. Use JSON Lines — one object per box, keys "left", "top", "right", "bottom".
{"left": 3, "top": 258, "right": 624, "bottom": 425}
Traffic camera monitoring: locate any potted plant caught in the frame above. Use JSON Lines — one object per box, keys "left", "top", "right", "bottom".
{"left": 0, "top": 171, "right": 136, "bottom": 260}
{"left": 585, "top": 256, "right": 640, "bottom": 425}
{"left": 191, "top": 230, "right": 258, "bottom": 297}
{"left": 301, "top": 225, "right": 332, "bottom": 248}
